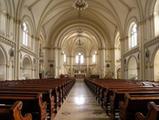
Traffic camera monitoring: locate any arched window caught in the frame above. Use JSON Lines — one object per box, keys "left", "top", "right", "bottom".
{"left": 22, "top": 22, "right": 29, "bottom": 46}
{"left": 80, "top": 54, "right": 84, "bottom": 64}
{"left": 75, "top": 53, "right": 84, "bottom": 64}
{"left": 64, "top": 53, "right": 66, "bottom": 63}
{"left": 128, "top": 22, "right": 137, "bottom": 49}
{"left": 92, "top": 51, "right": 97, "bottom": 64}
{"left": 154, "top": 0, "right": 159, "bottom": 36}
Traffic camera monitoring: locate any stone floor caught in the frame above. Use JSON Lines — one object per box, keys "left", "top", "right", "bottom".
{"left": 54, "top": 79, "right": 110, "bottom": 120}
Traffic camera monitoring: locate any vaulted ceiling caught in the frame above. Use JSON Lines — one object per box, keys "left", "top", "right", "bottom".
{"left": 10, "top": 0, "right": 156, "bottom": 51}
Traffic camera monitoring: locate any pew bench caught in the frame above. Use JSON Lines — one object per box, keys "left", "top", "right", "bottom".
{"left": 0, "top": 78, "right": 75, "bottom": 120}
{"left": 0, "top": 92, "right": 47, "bottom": 120}
{"left": 135, "top": 102, "right": 159, "bottom": 120}
{"left": 120, "top": 93, "right": 159, "bottom": 120}
{"left": 135, "top": 101, "right": 159, "bottom": 120}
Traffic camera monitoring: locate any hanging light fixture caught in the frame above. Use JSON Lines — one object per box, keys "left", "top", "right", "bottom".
{"left": 73, "top": 0, "right": 88, "bottom": 11}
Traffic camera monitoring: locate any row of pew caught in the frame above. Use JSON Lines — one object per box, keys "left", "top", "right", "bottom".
{"left": 0, "top": 78, "right": 75, "bottom": 120}
{"left": 85, "top": 78, "right": 159, "bottom": 120}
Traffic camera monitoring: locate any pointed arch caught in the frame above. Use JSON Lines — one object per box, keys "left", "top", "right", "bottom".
{"left": 127, "top": 56, "right": 138, "bottom": 79}
{"left": 151, "top": 45, "right": 159, "bottom": 81}
{"left": 21, "top": 15, "right": 36, "bottom": 48}
{"left": 22, "top": 55, "right": 32, "bottom": 79}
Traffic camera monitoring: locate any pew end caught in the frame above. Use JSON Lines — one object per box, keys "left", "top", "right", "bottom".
{"left": 12, "top": 101, "right": 32, "bottom": 120}
{"left": 0, "top": 101, "right": 32, "bottom": 120}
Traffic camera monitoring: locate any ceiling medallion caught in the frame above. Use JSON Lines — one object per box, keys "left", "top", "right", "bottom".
{"left": 73, "top": 0, "right": 88, "bottom": 11}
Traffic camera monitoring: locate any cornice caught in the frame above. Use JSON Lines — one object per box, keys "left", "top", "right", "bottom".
{"left": 144, "top": 36, "right": 159, "bottom": 48}
{"left": 123, "top": 47, "right": 139, "bottom": 58}
{"left": 20, "top": 46, "right": 38, "bottom": 58}
{"left": 0, "top": 34, "right": 15, "bottom": 47}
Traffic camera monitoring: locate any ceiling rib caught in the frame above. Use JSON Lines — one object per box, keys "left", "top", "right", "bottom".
{"left": 28, "top": 0, "right": 41, "bottom": 9}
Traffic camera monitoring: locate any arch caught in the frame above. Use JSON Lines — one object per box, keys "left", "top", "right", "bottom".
{"left": 21, "top": 15, "right": 36, "bottom": 47}
{"left": 22, "top": 15, "right": 36, "bottom": 34}
{"left": 145, "top": 0, "right": 157, "bottom": 17}
{"left": 151, "top": 45, "right": 159, "bottom": 81}
{"left": 124, "top": 12, "right": 138, "bottom": 35}
{"left": 54, "top": 23, "right": 106, "bottom": 49}
{"left": 117, "top": 68, "right": 121, "bottom": 79}
{"left": 0, "top": 45, "right": 8, "bottom": 80}
{"left": 22, "top": 56, "right": 32, "bottom": 79}
{"left": 35, "top": 0, "right": 120, "bottom": 47}
{"left": 127, "top": 56, "right": 138, "bottom": 80}
{"left": 153, "top": 49, "right": 159, "bottom": 81}
{"left": 123, "top": 16, "right": 138, "bottom": 51}
{"left": 154, "top": 49, "right": 159, "bottom": 81}
{"left": 128, "top": 22, "right": 138, "bottom": 49}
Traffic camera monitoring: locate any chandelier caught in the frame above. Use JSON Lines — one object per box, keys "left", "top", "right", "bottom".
{"left": 73, "top": 0, "right": 88, "bottom": 11}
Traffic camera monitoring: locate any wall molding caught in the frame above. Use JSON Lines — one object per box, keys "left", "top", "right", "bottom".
{"left": 123, "top": 47, "right": 139, "bottom": 58}
{"left": 144, "top": 36, "right": 159, "bottom": 48}
{"left": 20, "top": 46, "right": 38, "bottom": 58}
{"left": 0, "top": 34, "right": 15, "bottom": 47}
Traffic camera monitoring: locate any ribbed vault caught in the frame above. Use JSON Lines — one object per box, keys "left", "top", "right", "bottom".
{"left": 22, "top": 0, "right": 141, "bottom": 50}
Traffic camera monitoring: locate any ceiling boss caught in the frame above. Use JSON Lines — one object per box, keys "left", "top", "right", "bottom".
{"left": 73, "top": 0, "right": 88, "bottom": 11}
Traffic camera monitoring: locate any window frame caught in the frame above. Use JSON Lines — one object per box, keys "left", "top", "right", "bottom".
{"left": 22, "top": 22, "right": 29, "bottom": 47}
{"left": 75, "top": 52, "right": 84, "bottom": 64}
{"left": 92, "top": 51, "right": 97, "bottom": 64}
{"left": 128, "top": 22, "right": 138, "bottom": 49}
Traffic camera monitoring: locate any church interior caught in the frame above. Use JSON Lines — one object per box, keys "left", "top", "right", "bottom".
{"left": 1, "top": 0, "right": 159, "bottom": 120}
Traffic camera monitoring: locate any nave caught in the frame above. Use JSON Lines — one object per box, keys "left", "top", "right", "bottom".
{"left": 54, "top": 79, "right": 109, "bottom": 120}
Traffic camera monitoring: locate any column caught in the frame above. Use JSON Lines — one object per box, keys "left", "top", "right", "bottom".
{"left": 120, "top": 36, "right": 128, "bottom": 79}
{"left": 14, "top": 19, "right": 21, "bottom": 80}
{"left": 54, "top": 47, "right": 61, "bottom": 78}
{"left": 86, "top": 55, "right": 89, "bottom": 77}
{"left": 138, "top": 18, "right": 147, "bottom": 80}
{"left": 70, "top": 55, "right": 74, "bottom": 77}
{"left": 35, "top": 37, "right": 39, "bottom": 78}
{"left": 98, "top": 48, "right": 106, "bottom": 78}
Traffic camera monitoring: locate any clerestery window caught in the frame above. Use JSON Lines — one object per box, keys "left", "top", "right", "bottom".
{"left": 92, "top": 51, "right": 97, "bottom": 64}
{"left": 64, "top": 53, "right": 66, "bottom": 63}
{"left": 128, "top": 22, "right": 137, "bottom": 49}
{"left": 22, "top": 22, "right": 29, "bottom": 46}
{"left": 75, "top": 53, "right": 84, "bottom": 64}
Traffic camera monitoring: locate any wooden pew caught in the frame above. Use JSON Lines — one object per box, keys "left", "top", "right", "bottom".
{"left": 0, "top": 85, "right": 54, "bottom": 119}
{"left": 0, "top": 78, "right": 75, "bottom": 120}
{"left": 108, "top": 88, "right": 159, "bottom": 119}
{"left": 135, "top": 101, "right": 159, "bottom": 120}
{"left": 119, "top": 93, "right": 159, "bottom": 120}
{"left": 85, "top": 78, "right": 159, "bottom": 120}
{"left": 0, "top": 101, "right": 32, "bottom": 120}
{"left": 0, "top": 92, "right": 47, "bottom": 120}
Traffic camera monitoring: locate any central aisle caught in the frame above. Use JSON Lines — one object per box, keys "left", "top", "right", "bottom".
{"left": 54, "top": 79, "right": 110, "bottom": 120}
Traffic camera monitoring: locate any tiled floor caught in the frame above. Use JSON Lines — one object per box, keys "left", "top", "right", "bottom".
{"left": 54, "top": 79, "right": 110, "bottom": 120}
